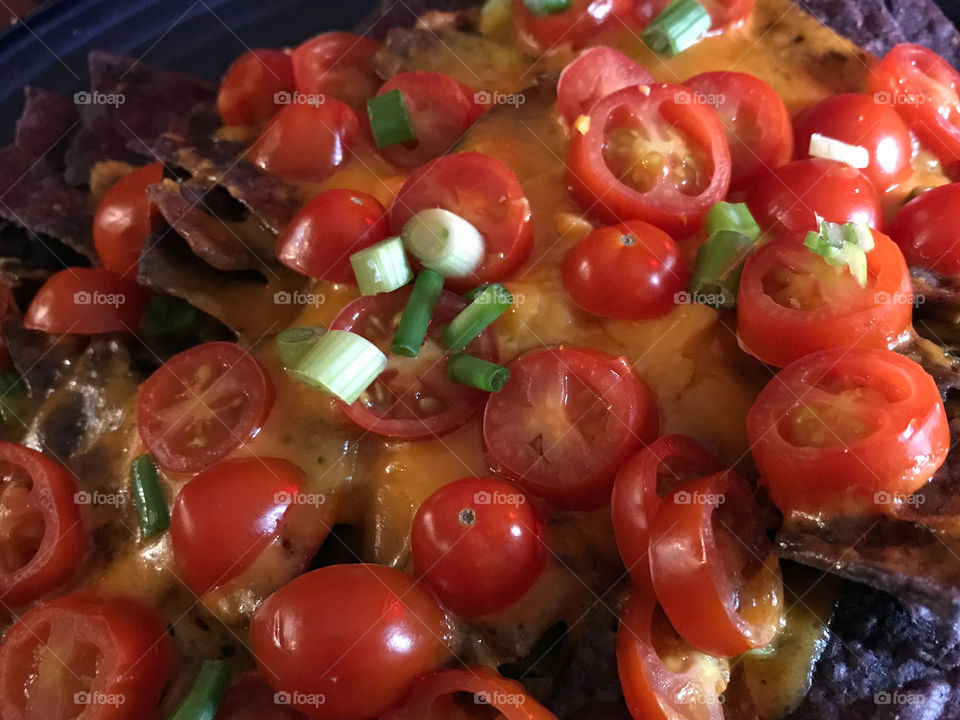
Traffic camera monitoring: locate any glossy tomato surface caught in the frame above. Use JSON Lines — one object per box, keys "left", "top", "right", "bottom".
{"left": 291, "top": 32, "right": 381, "bottom": 110}
{"left": 218, "top": 49, "right": 295, "bottom": 126}
{"left": 24, "top": 268, "right": 149, "bottom": 335}
{"left": 890, "top": 182, "right": 960, "bottom": 276}
{"left": 557, "top": 46, "right": 653, "bottom": 125}
{"left": 513, "top": 0, "right": 631, "bottom": 51}
{"left": 92, "top": 162, "right": 163, "bottom": 279}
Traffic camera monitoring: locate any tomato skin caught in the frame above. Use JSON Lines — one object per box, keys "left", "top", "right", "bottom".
{"left": 24, "top": 268, "right": 149, "bottom": 335}
{"left": 137, "top": 342, "right": 275, "bottom": 473}
{"left": 388, "top": 152, "right": 533, "bottom": 291}
{"left": 683, "top": 71, "right": 792, "bottom": 191}
{"left": 250, "top": 564, "right": 451, "bottom": 720}
{"left": 291, "top": 32, "right": 381, "bottom": 110}
{"left": 736, "top": 231, "right": 913, "bottom": 368}
{"left": 557, "top": 46, "right": 654, "bottom": 125}
{"left": 889, "top": 182, "right": 960, "bottom": 276}
{"left": 792, "top": 93, "right": 912, "bottom": 192}
{"left": 0, "top": 592, "right": 171, "bottom": 720}
{"left": 611, "top": 435, "right": 719, "bottom": 589}
{"left": 216, "top": 672, "right": 308, "bottom": 720}
{"left": 218, "top": 49, "right": 295, "bottom": 126}
{"left": 745, "top": 158, "right": 883, "bottom": 235}
{"left": 562, "top": 220, "right": 689, "bottom": 319}
{"left": 746, "top": 347, "right": 950, "bottom": 514}
{"left": 93, "top": 162, "right": 163, "bottom": 279}
{"left": 513, "top": 0, "right": 631, "bottom": 51}
{"left": 275, "top": 189, "right": 387, "bottom": 283}
{"left": 0, "top": 283, "right": 14, "bottom": 371}
{"left": 412, "top": 477, "right": 547, "bottom": 618}
{"left": 483, "top": 346, "right": 659, "bottom": 511}
{"left": 248, "top": 100, "right": 359, "bottom": 182}
{"left": 567, "top": 84, "right": 731, "bottom": 237}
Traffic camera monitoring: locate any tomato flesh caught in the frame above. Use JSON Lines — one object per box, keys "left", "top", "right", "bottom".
{"left": 291, "top": 32, "right": 381, "bottom": 110}
{"left": 557, "top": 46, "right": 654, "bottom": 125}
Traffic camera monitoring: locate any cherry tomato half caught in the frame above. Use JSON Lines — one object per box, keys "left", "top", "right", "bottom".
{"left": 792, "top": 93, "right": 912, "bottom": 192}
{"left": 557, "top": 46, "right": 654, "bottom": 125}
{"left": 251, "top": 564, "right": 451, "bottom": 720}
{"left": 216, "top": 672, "right": 308, "bottom": 720}
{"left": 746, "top": 347, "right": 950, "bottom": 514}
{"left": 388, "top": 152, "right": 533, "bottom": 290}
{"left": 745, "top": 158, "right": 883, "bottom": 235}
{"left": 93, "top": 162, "right": 163, "bottom": 279}
{"left": 0, "top": 592, "right": 170, "bottom": 720}
{"left": 137, "top": 342, "right": 275, "bottom": 473}
{"left": 218, "top": 49, "right": 296, "bottom": 127}
{"left": 683, "top": 71, "right": 792, "bottom": 191}
{"left": 562, "top": 220, "right": 689, "bottom": 319}
{"left": 275, "top": 189, "right": 387, "bottom": 283}
{"left": 483, "top": 346, "right": 659, "bottom": 510}
{"left": 736, "top": 230, "right": 913, "bottom": 368}
{"left": 412, "top": 477, "right": 547, "bottom": 618}
{"left": 0, "top": 442, "right": 86, "bottom": 607}
{"left": 25, "top": 268, "right": 149, "bottom": 335}
{"left": 512, "top": 0, "right": 631, "bottom": 51}
{"left": 291, "top": 32, "right": 381, "bottom": 111}
{"left": 568, "top": 84, "right": 731, "bottom": 236}
{"left": 890, "top": 182, "right": 960, "bottom": 276}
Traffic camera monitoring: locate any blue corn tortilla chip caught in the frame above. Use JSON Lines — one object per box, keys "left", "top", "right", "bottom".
{"left": 15, "top": 86, "right": 78, "bottom": 172}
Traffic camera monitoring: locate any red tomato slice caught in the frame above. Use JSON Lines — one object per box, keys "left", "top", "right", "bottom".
{"left": 137, "top": 342, "right": 275, "bottom": 473}
{"left": 24, "top": 268, "right": 149, "bottom": 335}
{"left": 374, "top": 72, "right": 486, "bottom": 168}
{"left": 247, "top": 99, "right": 359, "bottom": 182}
{"left": 745, "top": 158, "right": 883, "bottom": 235}
{"left": 331, "top": 288, "right": 497, "bottom": 439}
{"left": 0, "top": 442, "right": 86, "bottom": 607}
{"left": 512, "top": 0, "right": 632, "bottom": 51}
{"left": 0, "top": 592, "right": 170, "bottom": 720}
{"left": 682, "top": 71, "right": 792, "bottom": 191}
{"left": 612, "top": 435, "right": 719, "bottom": 589}
{"left": 557, "top": 46, "right": 654, "bottom": 125}
{"left": 216, "top": 672, "right": 308, "bottom": 720}
{"left": 483, "top": 346, "right": 659, "bottom": 511}
{"left": 736, "top": 230, "right": 913, "bottom": 368}
{"left": 616, "top": 588, "right": 728, "bottom": 720}
{"left": 649, "top": 471, "right": 783, "bottom": 656}
{"left": 867, "top": 44, "right": 960, "bottom": 165}
{"left": 890, "top": 182, "right": 960, "bottom": 276}
{"left": 792, "top": 93, "right": 912, "bottom": 192}
{"left": 93, "top": 162, "right": 163, "bottom": 280}
{"left": 567, "top": 84, "right": 731, "bottom": 236}
{"left": 218, "top": 49, "right": 295, "bottom": 127}
{"left": 746, "top": 347, "right": 950, "bottom": 514}
{"left": 381, "top": 666, "right": 557, "bottom": 720}
{"left": 291, "top": 32, "right": 381, "bottom": 110}
{"left": 388, "top": 152, "right": 533, "bottom": 290}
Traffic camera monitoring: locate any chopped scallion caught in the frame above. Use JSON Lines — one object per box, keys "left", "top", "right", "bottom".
{"left": 130, "top": 454, "right": 169, "bottom": 541}
{"left": 447, "top": 354, "right": 510, "bottom": 392}
{"left": 290, "top": 330, "right": 387, "bottom": 404}
{"left": 642, "top": 0, "right": 711, "bottom": 56}
{"left": 688, "top": 230, "right": 757, "bottom": 309}
{"left": 166, "top": 660, "right": 232, "bottom": 720}
{"left": 704, "top": 202, "right": 760, "bottom": 241}
{"left": 443, "top": 283, "right": 513, "bottom": 351}
{"left": 350, "top": 236, "right": 413, "bottom": 296}
{"left": 808, "top": 133, "right": 869, "bottom": 169}
{"left": 391, "top": 270, "right": 445, "bottom": 357}
{"left": 522, "top": 0, "right": 572, "bottom": 15}
{"left": 277, "top": 326, "right": 327, "bottom": 368}
{"left": 367, "top": 89, "right": 416, "bottom": 149}
{"left": 803, "top": 219, "right": 874, "bottom": 288}
{"left": 402, "top": 208, "right": 485, "bottom": 278}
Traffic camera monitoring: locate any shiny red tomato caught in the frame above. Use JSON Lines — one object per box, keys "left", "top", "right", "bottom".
{"left": 93, "top": 162, "right": 163, "bottom": 279}
{"left": 374, "top": 72, "right": 485, "bottom": 168}
{"left": 745, "top": 158, "right": 883, "bottom": 235}
{"left": 24, "top": 268, "right": 149, "bottom": 335}
{"left": 275, "top": 189, "right": 387, "bottom": 283}
{"left": 0, "top": 592, "right": 170, "bottom": 720}
{"left": 483, "top": 346, "right": 659, "bottom": 510}
{"left": 557, "top": 46, "right": 653, "bottom": 125}
{"left": 792, "top": 93, "right": 912, "bottom": 192}
{"left": 683, "top": 71, "right": 792, "bottom": 191}
{"left": 247, "top": 100, "right": 359, "bottom": 182}
{"left": 251, "top": 564, "right": 451, "bottom": 720}
{"left": 617, "top": 588, "right": 728, "bottom": 720}
{"left": 649, "top": 471, "right": 783, "bottom": 656}
{"left": 137, "top": 342, "right": 275, "bottom": 473}
{"left": 330, "top": 288, "right": 497, "bottom": 438}
{"left": 216, "top": 672, "right": 308, "bottom": 720}
{"left": 513, "top": 0, "right": 631, "bottom": 51}
{"left": 867, "top": 44, "right": 960, "bottom": 165}
{"left": 562, "top": 220, "right": 689, "bottom": 319}
{"left": 291, "top": 32, "right": 381, "bottom": 110}
{"left": 611, "top": 435, "right": 719, "bottom": 589}
{"left": 890, "top": 182, "right": 960, "bottom": 276}
{"left": 737, "top": 230, "right": 913, "bottom": 368}
{"left": 412, "top": 477, "right": 547, "bottom": 618}
{"left": 0, "top": 282, "right": 16, "bottom": 371}
{"left": 0, "top": 442, "right": 86, "bottom": 606}
{"left": 747, "top": 347, "right": 950, "bottom": 514}
{"left": 388, "top": 152, "right": 533, "bottom": 290}
{"left": 567, "top": 84, "right": 731, "bottom": 236}
{"left": 218, "top": 49, "right": 295, "bottom": 126}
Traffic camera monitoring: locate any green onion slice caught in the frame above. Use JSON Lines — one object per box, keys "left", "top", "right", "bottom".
{"left": 522, "top": 0, "right": 572, "bottom": 15}
{"left": 401, "top": 208, "right": 485, "bottom": 278}
{"left": 808, "top": 133, "right": 869, "bottom": 169}
{"left": 391, "top": 270, "right": 445, "bottom": 357}
{"left": 291, "top": 330, "right": 387, "bottom": 404}
{"left": 803, "top": 218, "right": 874, "bottom": 288}
{"left": 447, "top": 354, "right": 511, "bottom": 392}
{"left": 130, "top": 454, "right": 169, "bottom": 540}
{"left": 367, "top": 89, "right": 416, "bottom": 149}
{"left": 277, "top": 326, "right": 327, "bottom": 368}
{"left": 350, "top": 236, "right": 413, "bottom": 296}
{"left": 642, "top": 0, "right": 711, "bottom": 56}
{"left": 167, "top": 660, "right": 232, "bottom": 720}
{"left": 704, "top": 202, "right": 761, "bottom": 241}
{"left": 443, "top": 283, "right": 513, "bottom": 351}
{"left": 688, "top": 230, "right": 757, "bottom": 309}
